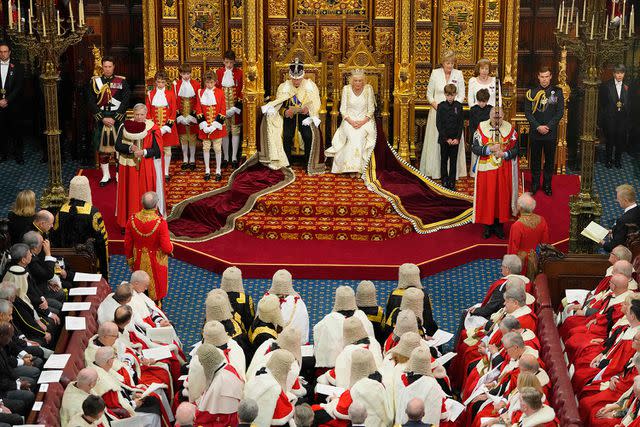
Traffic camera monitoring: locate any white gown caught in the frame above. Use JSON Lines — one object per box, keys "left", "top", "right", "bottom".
{"left": 419, "top": 68, "right": 467, "bottom": 179}
{"left": 467, "top": 76, "right": 497, "bottom": 177}
{"left": 326, "top": 84, "right": 377, "bottom": 174}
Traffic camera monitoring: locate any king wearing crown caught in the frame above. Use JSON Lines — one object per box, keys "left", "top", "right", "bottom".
{"left": 260, "top": 59, "right": 324, "bottom": 172}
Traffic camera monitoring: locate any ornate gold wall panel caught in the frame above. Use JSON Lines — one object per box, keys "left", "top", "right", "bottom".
{"left": 439, "top": 0, "right": 476, "bottom": 63}
{"left": 268, "top": 26, "right": 289, "bottom": 52}
{"left": 268, "top": 0, "right": 288, "bottom": 18}
{"left": 165, "top": 66, "right": 180, "bottom": 80}
{"left": 374, "top": 0, "right": 394, "bottom": 19}
{"left": 231, "top": 2, "right": 243, "bottom": 18}
{"left": 163, "top": 0, "right": 178, "bottom": 18}
{"left": 186, "top": 0, "right": 224, "bottom": 59}
{"left": 296, "top": 0, "right": 366, "bottom": 16}
{"left": 414, "top": 68, "right": 431, "bottom": 102}
{"left": 416, "top": 0, "right": 431, "bottom": 21}
{"left": 231, "top": 28, "right": 244, "bottom": 58}
{"left": 415, "top": 29, "right": 431, "bottom": 63}
{"left": 482, "top": 29, "right": 500, "bottom": 63}
{"left": 163, "top": 27, "right": 180, "bottom": 61}
{"left": 484, "top": 0, "right": 500, "bottom": 21}
{"left": 374, "top": 27, "right": 393, "bottom": 55}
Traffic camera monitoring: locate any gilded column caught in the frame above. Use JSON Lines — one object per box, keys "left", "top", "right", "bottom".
{"left": 242, "top": 0, "right": 264, "bottom": 157}
{"left": 143, "top": 0, "right": 159, "bottom": 80}
{"left": 392, "top": 0, "right": 415, "bottom": 161}
{"left": 555, "top": 48, "right": 571, "bottom": 174}
{"left": 502, "top": 0, "right": 520, "bottom": 121}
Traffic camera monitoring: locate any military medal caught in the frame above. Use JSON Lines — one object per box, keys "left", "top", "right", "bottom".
{"left": 616, "top": 100, "right": 622, "bottom": 111}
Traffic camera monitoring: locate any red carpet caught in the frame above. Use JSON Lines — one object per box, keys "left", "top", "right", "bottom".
{"left": 81, "top": 164, "right": 578, "bottom": 279}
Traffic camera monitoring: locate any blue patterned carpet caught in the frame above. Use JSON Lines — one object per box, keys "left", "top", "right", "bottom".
{"left": 1, "top": 142, "right": 638, "bottom": 351}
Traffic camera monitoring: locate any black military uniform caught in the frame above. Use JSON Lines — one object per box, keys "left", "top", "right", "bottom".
{"left": 87, "top": 72, "right": 131, "bottom": 186}
{"left": 436, "top": 99, "right": 464, "bottom": 190}
{"left": 52, "top": 199, "right": 109, "bottom": 279}
{"left": 524, "top": 84, "right": 564, "bottom": 195}
{"left": 599, "top": 77, "right": 631, "bottom": 168}
{"left": 0, "top": 55, "right": 24, "bottom": 163}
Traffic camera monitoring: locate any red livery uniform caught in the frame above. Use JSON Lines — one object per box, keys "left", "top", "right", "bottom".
{"left": 216, "top": 66, "right": 243, "bottom": 165}
{"left": 174, "top": 78, "right": 201, "bottom": 168}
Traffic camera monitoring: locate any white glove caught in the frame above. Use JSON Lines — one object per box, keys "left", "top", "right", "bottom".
{"left": 232, "top": 107, "right": 242, "bottom": 115}
{"left": 205, "top": 125, "right": 216, "bottom": 134}
{"left": 261, "top": 105, "right": 276, "bottom": 116}
{"left": 199, "top": 121, "right": 208, "bottom": 131}
{"left": 187, "top": 115, "right": 198, "bottom": 124}
{"left": 212, "top": 121, "right": 224, "bottom": 131}
{"left": 312, "top": 117, "right": 321, "bottom": 127}
{"left": 176, "top": 116, "right": 186, "bottom": 125}
{"left": 301, "top": 117, "right": 312, "bottom": 127}
{"left": 161, "top": 125, "right": 171, "bottom": 135}
{"left": 226, "top": 109, "right": 235, "bottom": 118}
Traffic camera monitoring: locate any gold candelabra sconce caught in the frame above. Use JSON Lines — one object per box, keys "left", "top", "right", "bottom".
{"left": 6, "top": 0, "right": 88, "bottom": 209}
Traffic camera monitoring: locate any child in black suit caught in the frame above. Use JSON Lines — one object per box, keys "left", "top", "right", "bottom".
{"left": 436, "top": 83, "right": 464, "bottom": 190}
{"left": 469, "top": 88, "right": 492, "bottom": 138}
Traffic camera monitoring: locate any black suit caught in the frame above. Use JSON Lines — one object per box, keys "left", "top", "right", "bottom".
{"left": 402, "top": 421, "right": 433, "bottom": 427}
{"left": 603, "top": 205, "right": 640, "bottom": 252}
{"left": 599, "top": 79, "right": 631, "bottom": 164}
{"left": 472, "top": 281, "right": 506, "bottom": 319}
{"left": 0, "top": 58, "right": 24, "bottom": 161}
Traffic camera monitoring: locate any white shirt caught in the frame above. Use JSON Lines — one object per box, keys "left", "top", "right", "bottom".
{"left": 615, "top": 80, "right": 623, "bottom": 98}
{"left": 0, "top": 60, "right": 9, "bottom": 89}
{"left": 624, "top": 203, "right": 637, "bottom": 213}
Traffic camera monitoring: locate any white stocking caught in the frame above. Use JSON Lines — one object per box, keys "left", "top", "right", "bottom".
{"left": 222, "top": 136, "right": 230, "bottom": 162}
{"left": 203, "top": 149, "right": 211, "bottom": 174}
{"left": 189, "top": 140, "right": 196, "bottom": 163}
{"left": 214, "top": 146, "right": 222, "bottom": 174}
{"left": 100, "top": 163, "right": 110, "bottom": 182}
{"left": 163, "top": 147, "right": 172, "bottom": 176}
{"left": 231, "top": 135, "right": 240, "bottom": 161}
{"left": 181, "top": 142, "right": 189, "bottom": 162}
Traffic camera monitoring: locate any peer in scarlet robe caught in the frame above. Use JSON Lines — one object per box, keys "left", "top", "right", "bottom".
{"left": 124, "top": 208, "right": 174, "bottom": 302}
{"left": 512, "top": 404, "right": 559, "bottom": 427}
{"left": 115, "top": 115, "right": 164, "bottom": 228}
{"left": 173, "top": 65, "right": 201, "bottom": 169}
{"left": 471, "top": 113, "right": 519, "bottom": 238}
{"left": 508, "top": 211, "right": 550, "bottom": 275}
{"left": 146, "top": 71, "right": 179, "bottom": 182}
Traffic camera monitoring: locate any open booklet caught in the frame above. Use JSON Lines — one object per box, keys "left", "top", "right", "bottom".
{"left": 581, "top": 221, "right": 609, "bottom": 243}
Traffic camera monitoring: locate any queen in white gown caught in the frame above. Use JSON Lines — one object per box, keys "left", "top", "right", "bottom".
{"left": 419, "top": 51, "right": 467, "bottom": 180}
{"left": 325, "top": 70, "right": 377, "bottom": 175}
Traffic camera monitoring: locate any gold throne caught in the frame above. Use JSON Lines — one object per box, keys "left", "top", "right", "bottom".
{"left": 271, "top": 21, "right": 328, "bottom": 135}
{"left": 331, "top": 24, "right": 390, "bottom": 138}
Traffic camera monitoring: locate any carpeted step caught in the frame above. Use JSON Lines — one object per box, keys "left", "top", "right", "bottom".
{"left": 236, "top": 211, "right": 413, "bottom": 241}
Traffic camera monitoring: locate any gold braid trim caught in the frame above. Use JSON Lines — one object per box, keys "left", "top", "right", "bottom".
{"left": 131, "top": 217, "right": 162, "bottom": 237}
{"left": 93, "top": 77, "right": 112, "bottom": 106}
{"left": 525, "top": 89, "right": 546, "bottom": 114}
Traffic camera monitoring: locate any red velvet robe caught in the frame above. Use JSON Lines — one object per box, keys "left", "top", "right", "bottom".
{"left": 216, "top": 67, "right": 243, "bottom": 125}
{"left": 472, "top": 121, "right": 518, "bottom": 225}
{"left": 507, "top": 213, "right": 550, "bottom": 274}
{"left": 146, "top": 88, "right": 179, "bottom": 146}
{"left": 115, "top": 120, "right": 163, "bottom": 228}
{"left": 173, "top": 78, "right": 201, "bottom": 135}
{"left": 580, "top": 362, "right": 638, "bottom": 425}
{"left": 124, "top": 209, "right": 174, "bottom": 301}
{"left": 195, "top": 87, "right": 227, "bottom": 140}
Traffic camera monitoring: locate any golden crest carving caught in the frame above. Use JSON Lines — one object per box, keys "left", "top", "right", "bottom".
{"left": 485, "top": 0, "right": 500, "bottom": 21}
{"left": 187, "top": 0, "right": 223, "bottom": 59}
{"left": 320, "top": 26, "right": 342, "bottom": 53}
{"left": 165, "top": 66, "right": 179, "bottom": 80}
{"left": 415, "top": 68, "right": 430, "bottom": 102}
{"left": 163, "top": 0, "right": 178, "bottom": 18}
{"left": 231, "top": 28, "right": 244, "bottom": 58}
{"left": 231, "top": 0, "right": 243, "bottom": 18}
{"left": 301, "top": 27, "right": 316, "bottom": 55}
{"left": 296, "top": 0, "right": 366, "bottom": 16}
{"left": 163, "top": 27, "right": 180, "bottom": 61}
{"left": 268, "top": 0, "right": 288, "bottom": 18}
{"left": 268, "top": 26, "right": 289, "bottom": 53}
{"left": 482, "top": 30, "right": 500, "bottom": 63}
{"left": 416, "top": 0, "right": 431, "bottom": 21}
{"left": 440, "top": 0, "right": 475, "bottom": 63}
{"left": 414, "top": 29, "right": 431, "bottom": 62}
{"left": 191, "top": 66, "right": 202, "bottom": 80}
{"left": 374, "top": 27, "right": 394, "bottom": 55}
{"left": 375, "top": 0, "right": 394, "bottom": 19}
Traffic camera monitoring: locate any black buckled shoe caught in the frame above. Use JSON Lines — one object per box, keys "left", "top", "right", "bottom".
{"left": 494, "top": 225, "right": 505, "bottom": 239}
{"left": 165, "top": 175, "right": 170, "bottom": 183}
{"left": 204, "top": 173, "right": 211, "bottom": 181}
{"left": 232, "top": 160, "right": 239, "bottom": 169}
{"left": 215, "top": 173, "right": 222, "bottom": 182}
{"left": 189, "top": 162, "right": 196, "bottom": 171}
{"left": 482, "top": 226, "right": 492, "bottom": 239}
{"left": 543, "top": 186, "right": 552, "bottom": 196}
{"left": 221, "top": 160, "right": 229, "bottom": 169}
{"left": 181, "top": 162, "right": 189, "bottom": 170}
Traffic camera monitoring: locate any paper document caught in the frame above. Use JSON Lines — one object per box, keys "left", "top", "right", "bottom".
{"left": 435, "top": 352, "right": 456, "bottom": 366}
{"left": 581, "top": 221, "right": 609, "bottom": 243}
{"left": 301, "top": 345, "right": 314, "bottom": 357}
{"left": 65, "top": 316, "right": 86, "bottom": 330}
{"left": 464, "top": 384, "right": 488, "bottom": 405}
{"left": 73, "top": 272, "right": 102, "bottom": 282}
{"left": 315, "top": 384, "right": 345, "bottom": 396}
{"left": 140, "top": 382, "right": 168, "bottom": 399}
{"left": 31, "top": 402, "right": 43, "bottom": 411}
{"left": 427, "top": 329, "right": 454, "bottom": 347}
{"left": 110, "top": 417, "right": 140, "bottom": 427}
{"left": 480, "top": 418, "right": 506, "bottom": 427}
{"left": 178, "top": 375, "right": 188, "bottom": 382}
{"left": 565, "top": 289, "right": 590, "bottom": 305}
{"left": 146, "top": 326, "right": 175, "bottom": 345}
{"left": 142, "top": 346, "right": 172, "bottom": 361}
{"left": 37, "top": 370, "right": 63, "bottom": 383}
{"left": 39, "top": 384, "right": 49, "bottom": 393}
{"left": 61, "top": 302, "right": 91, "bottom": 312}
{"left": 43, "top": 354, "right": 71, "bottom": 369}
{"left": 445, "top": 398, "right": 465, "bottom": 421}
{"left": 69, "top": 286, "right": 98, "bottom": 296}
{"left": 465, "top": 314, "right": 488, "bottom": 330}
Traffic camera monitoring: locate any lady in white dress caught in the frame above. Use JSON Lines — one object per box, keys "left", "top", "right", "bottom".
{"left": 326, "top": 69, "right": 377, "bottom": 176}
{"left": 420, "top": 50, "right": 467, "bottom": 180}
{"left": 468, "top": 59, "right": 497, "bottom": 177}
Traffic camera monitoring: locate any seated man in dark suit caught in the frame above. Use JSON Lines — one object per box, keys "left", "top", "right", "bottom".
{"left": 23, "top": 231, "right": 66, "bottom": 311}
{"left": 603, "top": 184, "right": 640, "bottom": 252}
{"left": 402, "top": 398, "right": 433, "bottom": 427}
{"left": 0, "top": 321, "right": 36, "bottom": 418}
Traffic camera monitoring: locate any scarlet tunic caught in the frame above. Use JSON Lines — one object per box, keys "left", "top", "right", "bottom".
{"left": 124, "top": 209, "right": 174, "bottom": 301}
{"left": 115, "top": 120, "right": 163, "bottom": 228}
{"left": 173, "top": 78, "right": 201, "bottom": 135}
{"left": 472, "top": 120, "right": 519, "bottom": 225}
{"left": 216, "top": 67, "right": 243, "bottom": 125}
{"left": 146, "top": 88, "right": 179, "bottom": 146}
{"left": 508, "top": 213, "right": 550, "bottom": 274}
{"left": 195, "top": 87, "right": 227, "bottom": 140}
